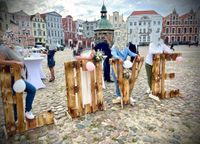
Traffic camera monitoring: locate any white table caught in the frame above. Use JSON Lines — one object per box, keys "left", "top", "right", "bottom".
{"left": 24, "top": 57, "right": 46, "bottom": 89}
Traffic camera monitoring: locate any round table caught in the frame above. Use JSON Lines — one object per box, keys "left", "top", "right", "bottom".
{"left": 24, "top": 57, "right": 46, "bottom": 89}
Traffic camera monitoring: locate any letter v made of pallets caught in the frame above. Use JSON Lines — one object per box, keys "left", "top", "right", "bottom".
{"left": 110, "top": 57, "right": 144, "bottom": 108}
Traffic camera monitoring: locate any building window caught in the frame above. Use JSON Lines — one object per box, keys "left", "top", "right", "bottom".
{"left": 143, "top": 22, "right": 146, "bottom": 25}
{"left": 143, "top": 36, "right": 146, "bottom": 42}
{"left": 38, "top": 23, "right": 40, "bottom": 28}
{"left": 190, "top": 28, "right": 192, "bottom": 33}
{"left": 139, "top": 21, "right": 141, "bottom": 26}
{"left": 156, "top": 28, "right": 160, "bottom": 33}
{"left": 178, "top": 28, "right": 181, "bottom": 33}
{"left": 33, "top": 23, "right": 36, "bottom": 27}
{"left": 185, "top": 21, "right": 188, "bottom": 25}
{"left": 158, "top": 21, "right": 160, "bottom": 25}
{"left": 34, "top": 30, "right": 36, "bottom": 36}
{"left": 134, "top": 22, "right": 137, "bottom": 26}
{"left": 153, "top": 21, "right": 156, "bottom": 25}
{"left": 130, "top": 29, "right": 132, "bottom": 34}
{"left": 115, "top": 16, "right": 117, "bottom": 21}
{"left": 43, "top": 24, "right": 45, "bottom": 28}
{"left": 143, "top": 29, "right": 146, "bottom": 33}
{"left": 22, "top": 21, "right": 24, "bottom": 27}
{"left": 184, "top": 28, "right": 187, "bottom": 33}
{"left": 51, "top": 30, "right": 54, "bottom": 36}
{"left": 172, "top": 28, "right": 175, "bottom": 33}
{"left": 177, "top": 37, "right": 180, "bottom": 42}
{"left": 39, "top": 31, "right": 41, "bottom": 36}
{"left": 130, "top": 22, "right": 132, "bottom": 26}
{"left": 147, "top": 36, "right": 150, "bottom": 42}
{"left": 43, "top": 31, "right": 45, "bottom": 36}
{"left": 167, "top": 21, "right": 169, "bottom": 25}
{"left": 195, "top": 28, "right": 198, "bottom": 33}
{"left": 166, "top": 28, "right": 169, "bottom": 34}
{"left": 48, "top": 30, "right": 50, "bottom": 36}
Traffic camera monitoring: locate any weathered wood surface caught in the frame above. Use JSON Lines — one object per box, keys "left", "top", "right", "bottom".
{"left": 64, "top": 60, "right": 104, "bottom": 118}
{"left": 110, "top": 57, "right": 144, "bottom": 105}
{"left": 0, "top": 65, "right": 54, "bottom": 136}
{"left": 152, "top": 53, "right": 181, "bottom": 99}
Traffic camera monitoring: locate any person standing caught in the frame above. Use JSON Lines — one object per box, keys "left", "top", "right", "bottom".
{"left": 111, "top": 44, "right": 140, "bottom": 104}
{"left": 145, "top": 38, "right": 172, "bottom": 94}
{"left": 0, "top": 28, "right": 36, "bottom": 120}
{"left": 128, "top": 42, "right": 137, "bottom": 62}
{"left": 47, "top": 45, "right": 56, "bottom": 82}
{"left": 94, "top": 39, "right": 113, "bottom": 82}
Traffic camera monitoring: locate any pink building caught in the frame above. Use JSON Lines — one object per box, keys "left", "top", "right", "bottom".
{"left": 162, "top": 9, "right": 198, "bottom": 44}
{"left": 62, "top": 15, "right": 76, "bottom": 47}
{"left": 12, "top": 10, "right": 35, "bottom": 47}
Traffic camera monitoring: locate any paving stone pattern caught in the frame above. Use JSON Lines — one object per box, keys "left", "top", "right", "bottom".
{"left": 0, "top": 46, "right": 200, "bottom": 144}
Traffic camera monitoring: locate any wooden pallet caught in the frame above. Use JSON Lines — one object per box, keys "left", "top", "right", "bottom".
{"left": 110, "top": 57, "right": 144, "bottom": 105}
{"left": 152, "top": 53, "right": 181, "bottom": 99}
{"left": 64, "top": 60, "right": 104, "bottom": 118}
{"left": 0, "top": 65, "right": 54, "bottom": 137}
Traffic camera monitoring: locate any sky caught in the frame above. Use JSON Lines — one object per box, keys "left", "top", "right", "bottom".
{"left": 5, "top": 0, "right": 200, "bottom": 21}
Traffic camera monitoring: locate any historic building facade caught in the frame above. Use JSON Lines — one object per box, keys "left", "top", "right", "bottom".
{"left": 83, "top": 20, "right": 98, "bottom": 39}
{"left": 31, "top": 13, "right": 47, "bottom": 46}
{"left": 109, "top": 11, "right": 127, "bottom": 48}
{"left": 127, "top": 10, "right": 162, "bottom": 46}
{"left": 12, "top": 10, "right": 35, "bottom": 47}
{"left": 162, "top": 9, "right": 198, "bottom": 44}
{"left": 0, "top": 1, "right": 13, "bottom": 43}
{"left": 41, "top": 11, "right": 64, "bottom": 47}
{"left": 94, "top": 3, "right": 114, "bottom": 47}
{"left": 62, "top": 15, "right": 76, "bottom": 47}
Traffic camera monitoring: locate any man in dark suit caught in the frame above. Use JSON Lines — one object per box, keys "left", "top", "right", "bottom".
{"left": 128, "top": 42, "right": 137, "bottom": 62}
{"left": 94, "top": 40, "right": 113, "bottom": 82}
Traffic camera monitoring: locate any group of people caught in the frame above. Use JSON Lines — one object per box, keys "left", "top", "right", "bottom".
{"left": 0, "top": 23, "right": 173, "bottom": 122}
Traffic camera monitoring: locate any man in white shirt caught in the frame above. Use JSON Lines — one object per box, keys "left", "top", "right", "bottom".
{"left": 145, "top": 37, "right": 172, "bottom": 94}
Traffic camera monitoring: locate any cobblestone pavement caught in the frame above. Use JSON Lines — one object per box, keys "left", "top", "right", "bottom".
{"left": 0, "top": 45, "right": 200, "bottom": 144}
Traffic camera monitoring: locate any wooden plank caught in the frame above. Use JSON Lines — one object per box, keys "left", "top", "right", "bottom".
{"left": 161, "top": 54, "right": 165, "bottom": 99}
{"left": 13, "top": 65, "right": 25, "bottom": 132}
{"left": 64, "top": 61, "right": 76, "bottom": 117}
{"left": 1, "top": 66, "right": 16, "bottom": 133}
{"left": 152, "top": 54, "right": 161, "bottom": 96}
{"left": 76, "top": 61, "right": 83, "bottom": 116}
{"left": 84, "top": 104, "right": 91, "bottom": 114}
{"left": 129, "top": 59, "right": 137, "bottom": 93}
{"left": 123, "top": 79, "right": 129, "bottom": 104}
{"left": 129, "top": 57, "right": 144, "bottom": 94}
{"left": 90, "top": 64, "right": 96, "bottom": 112}
{"left": 95, "top": 61, "right": 103, "bottom": 110}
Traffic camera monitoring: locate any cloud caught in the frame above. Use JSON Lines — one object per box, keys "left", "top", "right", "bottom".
{"left": 3, "top": 0, "right": 199, "bottom": 21}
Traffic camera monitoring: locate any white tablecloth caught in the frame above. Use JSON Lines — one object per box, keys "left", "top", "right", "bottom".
{"left": 24, "top": 57, "right": 46, "bottom": 89}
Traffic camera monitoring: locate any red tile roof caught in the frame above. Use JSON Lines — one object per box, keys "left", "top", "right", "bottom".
{"left": 130, "top": 10, "right": 159, "bottom": 16}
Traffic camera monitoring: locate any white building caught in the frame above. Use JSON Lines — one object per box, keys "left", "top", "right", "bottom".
{"left": 41, "top": 11, "right": 64, "bottom": 47}
{"left": 127, "top": 10, "right": 162, "bottom": 46}
{"left": 109, "top": 11, "right": 127, "bottom": 48}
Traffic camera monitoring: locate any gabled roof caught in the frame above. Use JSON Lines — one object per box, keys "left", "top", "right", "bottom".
{"left": 130, "top": 10, "right": 159, "bottom": 16}
{"left": 12, "top": 10, "right": 29, "bottom": 16}
{"left": 41, "top": 11, "right": 62, "bottom": 17}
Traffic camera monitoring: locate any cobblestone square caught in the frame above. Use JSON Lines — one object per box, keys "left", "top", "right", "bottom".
{"left": 0, "top": 45, "right": 200, "bottom": 144}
